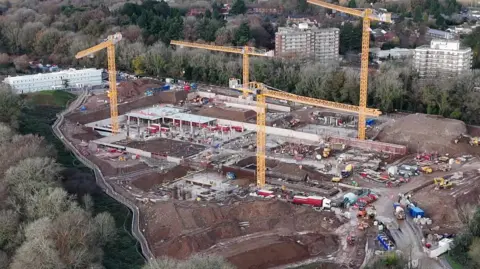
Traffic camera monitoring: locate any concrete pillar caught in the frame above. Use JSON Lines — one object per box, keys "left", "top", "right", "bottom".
{"left": 137, "top": 117, "right": 140, "bottom": 134}
{"left": 190, "top": 121, "right": 193, "bottom": 133}
{"left": 127, "top": 115, "right": 130, "bottom": 138}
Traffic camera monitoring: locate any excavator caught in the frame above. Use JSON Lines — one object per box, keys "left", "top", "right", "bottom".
{"left": 433, "top": 177, "right": 453, "bottom": 189}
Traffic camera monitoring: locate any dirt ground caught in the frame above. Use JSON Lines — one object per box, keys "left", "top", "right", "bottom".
{"left": 71, "top": 126, "right": 103, "bottom": 141}
{"left": 66, "top": 90, "right": 187, "bottom": 124}
{"left": 412, "top": 167, "right": 480, "bottom": 230}
{"left": 377, "top": 113, "right": 471, "bottom": 154}
{"left": 131, "top": 166, "right": 192, "bottom": 191}
{"left": 117, "top": 79, "right": 163, "bottom": 99}
{"left": 121, "top": 138, "right": 205, "bottom": 158}
{"left": 195, "top": 106, "right": 256, "bottom": 122}
{"left": 140, "top": 199, "right": 343, "bottom": 269}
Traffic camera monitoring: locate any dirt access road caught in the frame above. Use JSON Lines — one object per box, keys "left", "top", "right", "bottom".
{"left": 372, "top": 161, "right": 480, "bottom": 269}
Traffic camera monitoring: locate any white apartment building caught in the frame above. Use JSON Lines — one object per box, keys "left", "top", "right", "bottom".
{"left": 414, "top": 40, "right": 472, "bottom": 77}
{"left": 3, "top": 68, "right": 103, "bottom": 93}
{"left": 275, "top": 24, "right": 339, "bottom": 63}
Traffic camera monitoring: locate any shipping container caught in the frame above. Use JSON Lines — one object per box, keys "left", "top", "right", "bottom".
{"left": 292, "top": 196, "right": 308, "bottom": 205}
{"left": 190, "top": 83, "right": 198, "bottom": 90}
{"left": 409, "top": 206, "right": 425, "bottom": 218}
{"left": 160, "top": 127, "right": 170, "bottom": 132}
{"left": 258, "top": 190, "right": 274, "bottom": 197}
{"left": 162, "top": 85, "right": 170, "bottom": 91}
{"left": 184, "top": 85, "right": 191, "bottom": 91}
{"left": 147, "top": 127, "right": 158, "bottom": 133}
{"left": 306, "top": 196, "right": 323, "bottom": 207}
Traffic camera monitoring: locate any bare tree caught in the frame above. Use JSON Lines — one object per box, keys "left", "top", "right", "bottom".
{"left": 4, "top": 157, "right": 62, "bottom": 206}
{"left": 122, "top": 25, "right": 142, "bottom": 42}
{"left": 25, "top": 187, "right": 75, "bottom": 221}
{"left": 0, "top": 54, "right": 10, "bottom": 65}
{"left": 0, "top": 210, "right": 20, "bottom": 249}
{"left": 94, "top": 212, "right": 116, "bottom": 246}
{"left": 12, "top": 55, "right": 29, "bottom": 71}
{"left": 468, "top": 237, "right": 480, "bottom": 266}
{"left": 0, "top": 250, "right": 9, "bottom": 269}
{"left": 0, "top": 20, "right": 22, "bottom": 54}
{"left": 24, "top": 217, "right": 53, "bottom": 242}
{"left": 143, "top": 257, "right": 181, "bottom": 269}
{"left": 20, "top": 22, "right": 45, "bottom": 53}
{"left": 179, "top": 255, "right": 236, "bottom": 269}
{"left": 10, "top": 238, "right": 65, "bottom": 269}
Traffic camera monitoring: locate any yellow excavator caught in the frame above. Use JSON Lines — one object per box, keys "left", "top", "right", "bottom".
{"left": 433, "top": 177, "right": 453, "bottom": 189}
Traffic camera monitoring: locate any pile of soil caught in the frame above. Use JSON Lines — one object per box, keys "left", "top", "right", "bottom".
{"left": 66, "top": 91, "right": 187, "bottom": 124}
{"left": 141, "top": 199, "right": 342, "bottom": 268}
{"left": 132, "top": 166, "right": 191, "bottom": 191}
{"left": 117, "top": 79, "right": 163, "bottom": 99}
{"left": 197, "top": 107, "right": 256, "bottom": 122}
{"left": 377, "top": 113, "right": 467, "bottom": 153}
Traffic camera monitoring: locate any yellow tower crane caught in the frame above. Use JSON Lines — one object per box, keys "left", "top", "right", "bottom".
{"left": 307, "top": 0, "right": 392, "bottom": 140}
{"left": 75, "top": 33, "right": 123, "bottom": 133}
{"left": 170, "top": 40, "right": 272, "bottom": 96}
{"left": 241, "top": 82, "right": 381, "bottom": 188}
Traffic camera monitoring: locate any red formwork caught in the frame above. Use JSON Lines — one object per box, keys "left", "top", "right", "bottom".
{"left": 329, "top": 136, "right": 407, "bottom": 155}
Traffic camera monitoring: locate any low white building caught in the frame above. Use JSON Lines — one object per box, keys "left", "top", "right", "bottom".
{"left": 2, "top": 68, "right": 103, "bottom": 93}
{"left": 371, "top": 47, "right": 414, "bottom": 59}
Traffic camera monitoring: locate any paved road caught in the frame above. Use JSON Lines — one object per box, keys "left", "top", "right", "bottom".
{"left": 52, "top": 89, "right": 154, "bottom": 261}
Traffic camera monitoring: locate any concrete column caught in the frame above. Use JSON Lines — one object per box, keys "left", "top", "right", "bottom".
{"left": 137, "top": 117, "right": 140, "bottom": 135}
{"left": 127, "top": 115, "right": 130, "bottom": 138}
{"left": 190, "top": 121, "right": 193, "bottom": 133}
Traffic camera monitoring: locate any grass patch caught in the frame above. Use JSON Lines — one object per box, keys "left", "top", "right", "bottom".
{"left": 23, "top": 90, "right": 76, "bottom": 107}
{"left": 19, "top": 93, "right": 145, "bottom": 269}
{"left": 446, "top": 254, "right": 464, "bottom": 269}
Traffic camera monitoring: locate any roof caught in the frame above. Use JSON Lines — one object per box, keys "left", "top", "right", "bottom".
{"left": 167, "top": 113, "right": 216, "bottom": 124}
{"left": 427, "top": 28, "right": 452, "bottom": 36}
{"left": 126, "top": 106, "right": 185, "bottom": 120}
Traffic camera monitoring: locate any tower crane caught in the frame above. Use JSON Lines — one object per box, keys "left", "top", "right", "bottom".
{"left": 240, "top": 82, "right": 382, "bottom": 188}
{"left": 307, "top": 0, "right": 392, "bottom": 140}
{"left": 170, "top": 40, "right": 272, "bottom": 96}
{"left": 75, "top": 33, "right": 123, "bottom": 133}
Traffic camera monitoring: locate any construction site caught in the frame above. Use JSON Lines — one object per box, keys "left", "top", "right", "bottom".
{"left": 58, "top": 75, "right": 480, "bottom": 268}
{"left": 59, "top": 2, "right": 480, "bottom": 268}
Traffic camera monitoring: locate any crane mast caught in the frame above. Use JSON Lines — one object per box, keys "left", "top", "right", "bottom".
{"left": 307, "top": 0, "right": 391, "bottom": 140}
{"left": 242, "top": 82, "right": 381, "bottom": 188}
{"left": 75, "top": 33, "right": 123, "bottom": 133}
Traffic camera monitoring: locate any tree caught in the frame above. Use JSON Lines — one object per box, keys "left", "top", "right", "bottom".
{"left": 371, "top": 67, "right": 405, "bottom": 112}
{"left": 230, "top": 0, "right": 247, "bottom": 15}
{"left": 468, "top": 237, "right": 480, "bottom": 266}
{"left": 0, "top": 53, "right": 10, "bottom": 65}
{"left": 348, "top": 0, "right": 357, "bottom": 8}
{"left": 0, "top": 84, "right": 24, "bottom": 128}
{"left": 94, "top": 212, "right": 116, "bottom": 246}
{"left": 132, "top": 55, "right": 147, "bottom": 75}
{"left": 10, "top": 238, "right": 65, "bottom": 269}
{"left": 234, "top": 22, "right": 250, "bottom": 46}
{"left": 12, "top": 55, "right": 29, "bottom": 71}
{"left": 413, "top": 6, "right": 423, "bottom": 22}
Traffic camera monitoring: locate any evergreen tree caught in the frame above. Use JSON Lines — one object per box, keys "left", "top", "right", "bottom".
{"left": 234, "top": 22, "right": 251, "bottom": 46}
{"left": 230, "top": 0, "right": 247, "bottom": 15}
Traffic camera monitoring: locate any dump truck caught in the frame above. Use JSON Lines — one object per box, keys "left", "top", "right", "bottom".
{"left": 393, "top": 203, "right": 405, "bottom": 220}
{"left": 322, "top": 147, "right": 331, "bottom": 158}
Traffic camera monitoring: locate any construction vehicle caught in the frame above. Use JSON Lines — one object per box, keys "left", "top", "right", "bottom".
{"left": 307, "top": 0, "right": 391, "bottom": 140}
{"left": 470, "top": 137, "right": 479, "bottom": 146}
{"left": 332, "top": 177, "right": 342, "bottom": 183}
{"left": 75, "top": 33, "right": 123, "bottom": 133}
{"left": 322, "top": 147, "right": 331, "bottom": 158}
{"left": 393, "top": 203, "right": 405, "bottom": 220}
{"left": 347, "top": 234, "right": 356, "bottom": 246}
{"left": 239, "top": 82, "right": 381, "bottom": 188}
{"left": 433, "top": 177, "right": 453, "bottom": 189}
{"left": 170, "top": 41, "right": 272, "bottom": 97}
{"left": 421, "top": 166, "right": 433, "bottom": 174}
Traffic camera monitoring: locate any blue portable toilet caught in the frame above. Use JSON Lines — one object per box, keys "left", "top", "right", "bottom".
{"left": 226, "top": 172, "right": 236, "bottom": 180}
{"left": 80, "top": 105, "right": 87, "bottom": 111}
{"left": 366, "top": 119, "right": 375, "bottom": 126}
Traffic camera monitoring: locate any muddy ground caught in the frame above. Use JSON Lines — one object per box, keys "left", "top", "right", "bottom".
{"left": 192, "top": 106, "right": 256, "bottom": 122}
{"left": 119, "top": 138, "right": 206, "bottom": 158}
{"left": 131, "top": 166, "right": 192, "bottom": 191}
{"left": 140, "top": 199, "right": 344, "bottom": 269}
